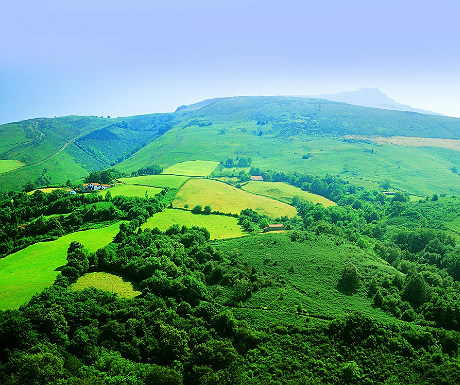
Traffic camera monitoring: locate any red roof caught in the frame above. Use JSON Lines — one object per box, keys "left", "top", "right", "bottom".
{"left": 251, "top": 175, "right": 263, "bottom": 181}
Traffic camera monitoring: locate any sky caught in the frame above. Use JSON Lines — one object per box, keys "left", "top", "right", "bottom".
{"left": 0, "top": 0, "right": 459, "bottom": 124}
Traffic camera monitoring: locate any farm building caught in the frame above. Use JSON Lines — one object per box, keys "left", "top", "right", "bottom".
{"left": 66, "top": 189, "right": 77, "bottom": 195}
{"left": 251, "top": 175, "right": 264, "bottom": 181}
{"left": 263, "top": 224, "right": 284, "bottom": 233}
{"left": 82, "top": 183, "right": 114, "bottom": 192}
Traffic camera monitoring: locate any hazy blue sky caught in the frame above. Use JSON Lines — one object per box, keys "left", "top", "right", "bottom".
{"left": 1, "top": 0, "right": 459, "bottom": 123}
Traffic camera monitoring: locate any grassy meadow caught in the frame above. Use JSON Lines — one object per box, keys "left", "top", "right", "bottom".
{"left": 71, "top": 272, "right": 141, "bottom": 298}
{"left": 97, "top": 184, "right": 162, "bottom": 198}
{"left": 117, "top": 118, "right": 460, "bottom": 196}
{"left": 0, "top": 160, "right": 23, "bottom": 174}
{"left": 0, "top": 222, "right": 122, "bottom": 309}
{"left": 141, "top": 208, "right": 245, "bottom": 239}
{"left": 242, "top": 181, "right": 336, "bottom": 207}
{"left": 162, "top": 160, "right": 219, "bottom": 176}
{"left": 118, "top": 174, "right": 189, "bottom": 189}
{"left": 173, "top": 178, "right": 298, "bottom": 218}
{"left": 217, "top": 232, "right": 399, "bottom": 326}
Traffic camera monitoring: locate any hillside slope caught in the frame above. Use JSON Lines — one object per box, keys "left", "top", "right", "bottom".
{"left": 1, "top": 96, "right": 459, "bottom": 194}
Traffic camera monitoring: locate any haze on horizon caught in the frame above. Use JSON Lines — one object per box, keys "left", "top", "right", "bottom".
{"left": 0, "top": 0, "right": 459, "bottom": 124}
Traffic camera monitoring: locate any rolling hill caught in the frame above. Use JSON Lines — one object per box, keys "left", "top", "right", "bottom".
{"left": 1, "top": 95, "right": 459, "bottom": 195}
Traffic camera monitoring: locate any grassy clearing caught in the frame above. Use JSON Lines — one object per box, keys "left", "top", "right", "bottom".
{"left": 97, "top": 184, "right": 162, "bottom": 198}
{"left": 0, "top": 222, "right": 122, "bottom": 310}
{"left": 141, "top": 208, "right": 245, "bottom": 239}
{"left": 173, "top": 179, "right": 297, "bottom": 218}
{"left": 118, "top": 174, "right": 189, "bottom": 189}
{"left": 71, "top": 272, "right": 141, "bottom": 298}
{"left": 0, "top": 160, "right": 23, "bottom": 174}
{"left": 242, "top": 181, "right": 336, "bottom": 207}
{"left": 162, "top": 160, "right": 219, "bottom": 176}
{"left": 27, "top": 187, "right": 63, "bottom": 195}
{"left": 217, "top": 233, "right": 399, "bottom": 326}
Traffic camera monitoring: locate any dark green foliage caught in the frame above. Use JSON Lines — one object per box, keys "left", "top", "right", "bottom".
{"left": 84, "top": 168, "right": 124, "bottom": 184}
{"left": 338, "top": 263, "right": 361, "bottom": 294}
{"left": 0, "top": 188, "right": 166, "bottom": 257}
{"left": 403, "top": 273, "right": 432, "bottom": 308}
{"left": 192, "top": 205, "right": 202, "bottom": 214}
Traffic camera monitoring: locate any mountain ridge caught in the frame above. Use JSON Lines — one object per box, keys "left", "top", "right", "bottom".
{"left": 310, "top": 87, "right": 441, "bottom": 115}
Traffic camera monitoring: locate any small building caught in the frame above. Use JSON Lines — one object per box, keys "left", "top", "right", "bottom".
{"left": 263, "top": 224, "right": 285, "bottom": 233}
{"left": 251, "top": 175, "right": 264, "bottom": 181}
{"left": 82, "top": 183, "right": 113, "bottom": 192}
{"left": 66, "top": 189, "right": 77, "bottom": 195}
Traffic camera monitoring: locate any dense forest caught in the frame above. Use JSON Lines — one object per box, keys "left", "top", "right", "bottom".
{"left": 0, "top": 169, "right": 460, "bottom": 384}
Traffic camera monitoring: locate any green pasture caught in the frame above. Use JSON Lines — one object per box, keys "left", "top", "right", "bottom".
{"left": 162, "top": 160, "right": 219, "bottom": 176}
{"left": 118, "top": 174, "right": 188, "bottom": 189}
{"left": 117, "top": 118, "right": 460, "bottom": 196}
{"left": 141, "top": 208, "right": 245, "bottom": 239}
{"left": 173, "top": 178, "right": 298, "bottom": 218}
{"left": 97, "top": 184, "right": 162, "bottom": 198}
{"left": 218, "top": 233, "right": 400, "bottom": 326}
{"left": 0, "top": 160, "right": 23, "bottom": 174}
{"left": 71, "top": 272, "right": 141, "bottom": 298}
{"left": 27, "top": 187, "right": 63, "bottom": 195}
{"left": 0, "top": 222, "right": 122, "bottom": 309}
{"left": 242, "top": 181, "right": 336, "bottom": 207}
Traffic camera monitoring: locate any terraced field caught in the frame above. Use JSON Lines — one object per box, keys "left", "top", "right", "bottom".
{"left": 141, "top": 208, "right": 245, "bottom": 239}
{"left": 242, "top": 181, "right": 336, "bottom": 207}
{"left": 173, "top": 178, "right": 297, "bottom": 218}
{"left": 162, "top": 160, "right": 219, "bottom": 176}
{"left": 0, "top": 222, "right": 122, "bottom": 309}
{"left": 71, "top": 272, "right": 141, "bottom": 298}
{"left": 118, "top": 174, "right": 189, "bottom": 189}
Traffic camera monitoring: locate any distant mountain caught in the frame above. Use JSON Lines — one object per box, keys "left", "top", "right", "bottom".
{"left": 312, "top": 88, "right": 441, "bottom": 115}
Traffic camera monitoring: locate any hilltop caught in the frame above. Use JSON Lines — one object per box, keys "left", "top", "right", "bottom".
{"left": 0, "top": 95, "right": 459, "bottom": 195}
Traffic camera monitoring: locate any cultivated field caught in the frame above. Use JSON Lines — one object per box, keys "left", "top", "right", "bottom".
{"left": 173, "top": 178, "right": 298, "bottom": 218}
{"left": 27, "top": 187, "right": 63, "bottom": 195}
{"left": 71, "top": 272, "right": 141, "bottom": 298}
{"left": 98, "top": 184, "right": 162, "bottom": 198}
{"left": 343, "top": 135, "right": 460, "bottom": 152}
{"left": 118, "top": 174, "right": 189, "bottom": 189}
{"left": 0, "top": 222, "right": 122, "bottom": 309}
{"left": 141, "top": 208, "right": 245, "bottom": 239}
{"left": 0, "top": 160, "right": 23, "bottom": 174}
{"left": 162, "top": 160, "right": 219, "bottom": 176}
{"left": 242, "top": 181, "right": 336, "bottom": 207}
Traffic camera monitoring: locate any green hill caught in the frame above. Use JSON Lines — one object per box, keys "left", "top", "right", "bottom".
{"left": 1, "top": 97, "right": 459, "bottom": 195}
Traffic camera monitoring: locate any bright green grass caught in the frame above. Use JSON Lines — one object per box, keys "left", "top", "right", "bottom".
{"left": 141, "top": 208, "right": 245, "bottom": 239}
{"left": 162, "top": 160, "right": 219, "bottom": 176}
{"left": 71, "top": 272, "right": 141, "bottom": 298}
{"left": 0, "top": 222, "right": 122, "bottom": 310}
{"left": 117, "top": 118, "right": 460, "bottom": 196}
{"left": 217, "top": 233, "right": 400, "bottom": 327}
{"left": 97, "top": 184, "right": 162, "bottom": 198}
{"left": 118, "top": 174, "right": 189, "bottom": 189}
{"left": 242, "top": 181, "right": 336, "bottom": 207}
{"left": 0, "top": 160, "right": 23, "bottom": 174}
{"left": 173, "top": 178, "right": 298, "bottom": 218}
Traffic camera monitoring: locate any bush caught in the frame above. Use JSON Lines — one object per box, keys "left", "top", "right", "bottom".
{"left": 338, "top": 263, "right": 361, "bottom": 294}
